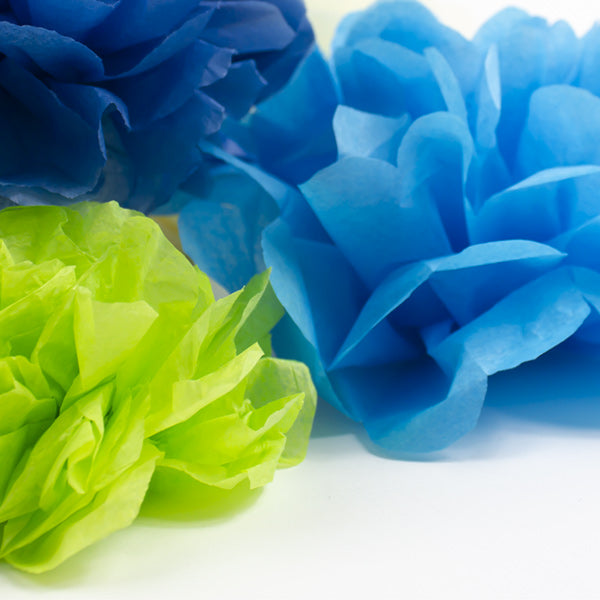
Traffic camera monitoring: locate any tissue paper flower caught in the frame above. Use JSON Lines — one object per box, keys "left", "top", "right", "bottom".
{"left": 0, "top": 0, "right": 313, "bottom": 212}
{"left": 0, "top": 201, "right": 315, "bottom": 573}
{"left": 180, "top": 1, "right": 600, "bottom": 452}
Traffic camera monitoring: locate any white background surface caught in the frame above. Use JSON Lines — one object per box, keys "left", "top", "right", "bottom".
{"left": 3, "top": 1, "right": 600, "bottom": 599}
{"left": 309, "top": 0, "right": 597, "bottom": 46}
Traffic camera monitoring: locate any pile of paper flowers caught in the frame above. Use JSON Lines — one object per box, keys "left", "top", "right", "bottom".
{"left": 4, "top": 0, "right": 600, "bottom": 575}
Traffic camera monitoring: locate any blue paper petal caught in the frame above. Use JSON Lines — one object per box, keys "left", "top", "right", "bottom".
{"left": 287, "top": 237, "right": 367, "bottom": 366}
{"left": 332, "top": 263, "right": 434, "bottom": 370}
{"left": 468, "top": 166, "right": 600, "bottom": 244}
{"left": 273, "top": 315, "right": 348, "bottom": 417}
{"left": 333, "top": 354, "right": 488, "bottom": 453}
{"left": 85, "top": 0, "right": 204, "bottom": 54}
{"left": 334, "top": 38, "right": 443, "bottom": 118}
{"left": 301, "top": 157, "right": 451, "bottom": 288}
{"left": 396, "top": 112, "right": 473, "bottom": 252}
{"left": 202, "top": 1, "right": 296, "bottom": 53}
{"left": 179, "top": 170, "right": 277, "bottom": 291}
{"left": 552, "top": 217, "right": 600, "bottom": 271}
{"left": 579, "top": 24, "right": 600, "bottom": 96}
{"left": 474, "top": 46, "right": 501, "bottom": 149}
{"left": 262, "top": 218, "right": 318, "bottom": 351}
{"left": 0, "top": 22, "right": 104, "bottom": 80}
{"left": 427, "top": 241, "right": 565, "bottom": 324}
{"left": 334, "top": 106, "right": 411, "bottom": 163}
{"left": 25, "top": 0, "right": 116, "bottom": 39}
{"left": 425, "top": 47, "right": 468, "bottom": 122}
{"left": 101, "top": 8, "right": 216, "bottom": 79}
{"left": 517, "top": 86, "right": 600, "bottom": 177}
{"left": 474, "top": 9, "right": 580, "bottom": 169}
{"left": 105, "top": 41, "right": 232, "bottom": 129}
{"left": 206, "top": 60, "right": 266, "bottom": 120}
{"left": 253, "top": 11, "right": 315, "bottom": 99}
{"left": 334, "top": 0, "right": 478, "bottom": 92}
{"left": 235, "top": 48, "right": 338, "bottom": 185}
{"left": 431, "top": 268, "right": 590, "bottom": 376}
{"left": 0, "top": 58, "right": 105, "bottom": 196}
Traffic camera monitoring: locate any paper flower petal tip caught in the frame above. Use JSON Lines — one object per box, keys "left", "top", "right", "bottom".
{"left": 180, "top": 1, "right": 600, "bottom": 454}
{"left": 0, "top": 201, "right": 315, "bottom": 573}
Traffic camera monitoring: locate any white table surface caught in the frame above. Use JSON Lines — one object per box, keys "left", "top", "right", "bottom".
{"left": 3, "top": 2, "right": 600, "bottom": 599}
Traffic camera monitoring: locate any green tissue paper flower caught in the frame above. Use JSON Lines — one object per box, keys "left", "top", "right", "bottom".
{"left": 0, "top": 201, "right": 316, "bottom": 573}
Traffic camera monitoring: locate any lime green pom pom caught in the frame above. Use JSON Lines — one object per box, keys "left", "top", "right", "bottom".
{"left": 0, "top": 202, "right": 316, "bottom": 573}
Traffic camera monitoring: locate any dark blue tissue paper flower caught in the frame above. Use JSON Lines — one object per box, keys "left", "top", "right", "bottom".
{"left": 181, "top": 1, "right": 600, "bottom": 452}
{"left": 0, "top": 0, "right": 313, "bottom": 212}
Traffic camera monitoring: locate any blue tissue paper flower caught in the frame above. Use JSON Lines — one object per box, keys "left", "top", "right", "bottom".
{"left": 0, "top": 0, "right": 313, "bottom": 212}
{"left": 181, "top": 1, "right": 600, "bottom": 452}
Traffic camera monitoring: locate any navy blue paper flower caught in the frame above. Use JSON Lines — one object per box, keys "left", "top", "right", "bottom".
{"left": 181, "top": 1, "right": 600, "bottom": 452}
{"left": 0, "top": 0, "right": 313, "bottom": 212}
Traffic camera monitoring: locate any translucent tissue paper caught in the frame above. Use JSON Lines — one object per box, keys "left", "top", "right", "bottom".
{"left": 0, "top": 201, "right": 315, "bottom": 573}
{"left": 0, "top": 0, "right": 314, "bottom": 212}
{"left": 180, "top": 1, "right": 600, "bottom": 453}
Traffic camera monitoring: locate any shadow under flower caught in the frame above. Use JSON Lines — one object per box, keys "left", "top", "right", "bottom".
{"left": 139, "top": 471, "right": 263, "bottom": 524}
{"left": 310, "top": 395, "right": 364, "bottom": 438}
{"left": 318, "top": 342, "right": 600, "bottom": 462}
{"left": 485, "top": 343, "right": 600, "bottom": 429}
{"left": 0, "top": 477, "right": 265, "bottom": 587}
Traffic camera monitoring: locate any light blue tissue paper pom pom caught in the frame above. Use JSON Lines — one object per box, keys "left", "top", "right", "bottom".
{"left": 181, "top": 1, "right": 600, "bottom": 452}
